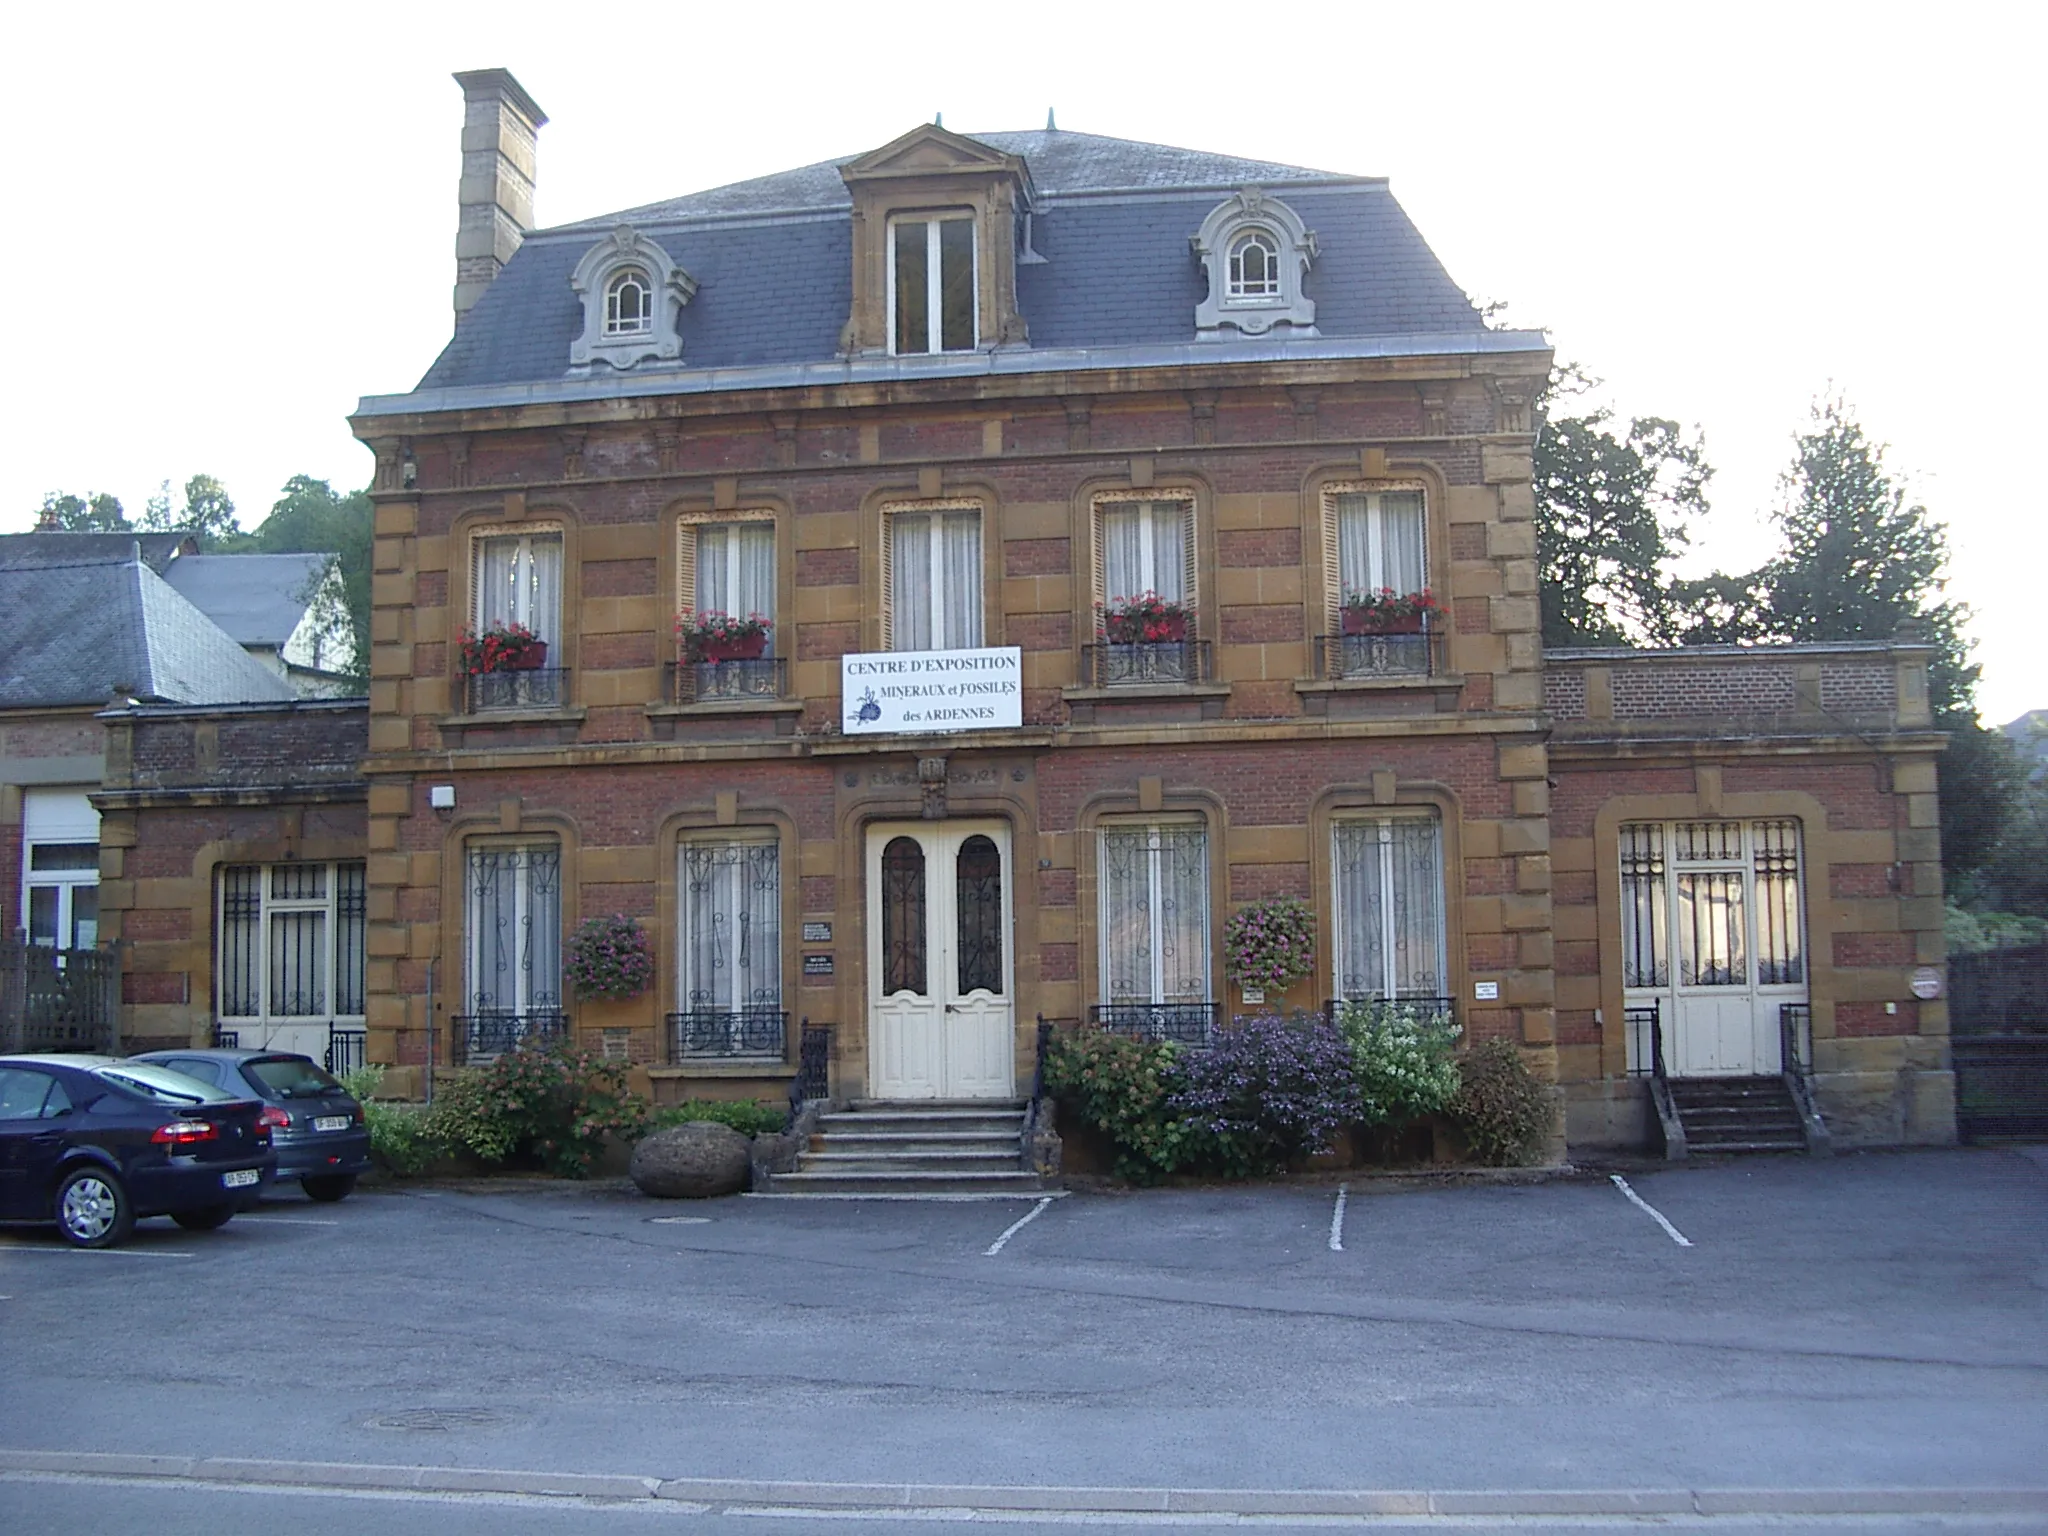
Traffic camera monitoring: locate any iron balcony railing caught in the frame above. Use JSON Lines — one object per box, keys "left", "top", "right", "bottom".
{"left": 1090, "top": 1001, "right": 1222, "bottom": 1049}
{"left": 466, "top": 668, "right": 570, "bottom": 713}
{"left": 453, "top": 1011, "right": 569, "bottom": 1064}
{"left": 1779, "top": 1002, "right": 1814, "bottom": 1080}
{"left": 325, "top": 1027, "right": 368, "bottom": 1078}
{"left": 1083, "top": 639, "right": 1212, "bottom": 689}
{"left": 1625, "top": 1000, "right": 1667, "bottom": 1080}
{"left": 1314, "top": 629, "right": 1441, "bottom": 681}
{"left": 669, "top": 1007, "right": 789, "bottom": 1061}
{"left": 1322, "top": 995, "right": 1458, "bottom": 1027}
{"left": 665, "top": 657, "right": 788, "bottom": 705}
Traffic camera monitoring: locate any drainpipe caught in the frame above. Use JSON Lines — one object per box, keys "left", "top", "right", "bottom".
{"left": 424, "top": 957, "right": 435, "bottom": 1104}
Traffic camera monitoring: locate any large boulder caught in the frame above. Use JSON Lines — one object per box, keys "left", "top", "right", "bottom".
{"left": 630, "top": 1122, "right": 752, "bottom": 1198}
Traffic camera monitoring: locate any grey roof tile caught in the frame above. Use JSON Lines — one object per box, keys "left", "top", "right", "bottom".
{"left": 160, "top": 553, "right": 333, "bottom": 648}
{"left": 0, "top": 531, "right": 192, "bottom": 573}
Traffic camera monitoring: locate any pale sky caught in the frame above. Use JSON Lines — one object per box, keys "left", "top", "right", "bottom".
{"left": 4, "top": 3, "right": 2038, "bottom": 720}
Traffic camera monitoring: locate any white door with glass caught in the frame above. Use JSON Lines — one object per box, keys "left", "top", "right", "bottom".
{"left": 867, "top": 822, "right": 1013, "bottom": 1100}
{"left": 1621, "top": 820, "right": 1807, "bottom": 1076}
{"left": 216, "top": 863, "right": 367, "bottom": 1059}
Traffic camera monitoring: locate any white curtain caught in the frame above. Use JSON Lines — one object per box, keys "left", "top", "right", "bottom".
{"left": 893, "top": 510, "right": 981, "bottom": 651}
{"left": 468, "top": 844, "right": 561, "bottom": 1014}
{"left": 478, "top": 533, "right": 563, "bottom": 645}
{"left": 1101, "top": 501, "right": 1185, "bottom": 607}
{"left": 1334, "top": 815, "right": 1445, "bottom": 999}
{"left": 697, "top": 523, "right": 776, "bottom": 645}
{"left": 682, "top": 842, "right": 781, "bottom": 1011}
{"left": 1100, "top": 825, "right": 1209, "bottom": 1005}
{"left": 1337, "top": 492, "right": 1426, "bottom": 598}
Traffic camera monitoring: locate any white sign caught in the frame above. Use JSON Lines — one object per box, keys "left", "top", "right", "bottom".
{"left": 1473, "top": 980, "right": 1500, "bottom": 1001}
{"left": 841, "top": 647, "right": 1024, "bottom": 735}
{"left": 1909, "top": 966, "right": 1943, "bottom": 1000}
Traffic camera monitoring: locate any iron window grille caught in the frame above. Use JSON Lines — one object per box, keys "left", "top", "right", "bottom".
{"left": 1085, "top": 639, "right": 1211, "bottom": 688}
{"left": 215, "top": 861, "right": 367, "bottom": 1036}
{"left": 453, "top": 1011, "right": 569, "bottom": 1064}
{"left": 465, "top": 843, "right": 562, "bottom": 1029}
{"left": 1090, "top": 1001, "right": 1223, "bottom": 1049}
{"left": 665, "top": 657, "right": 787, "bottom": 704}
{"left": 670, "top": 1007, "right": 789, "bottom": 1060}
{"left": 1315, "top": 630, "right": 1439, "bottom": 680}
{"left": 467, "top": 668, "right": 569, "bottom": 713}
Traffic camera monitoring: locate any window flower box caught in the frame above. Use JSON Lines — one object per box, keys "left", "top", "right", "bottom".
{"left": 458, "top": 621, "right": 547, "bottom": 674}
{"left": 677, "top": 611, "right": 771, "bottom": 663}
{"left": 1101, "top": 592, "right": 1191, "bottom": 644}
{"left": 1341, "top": 588, "right": 1438, "bottom": 636}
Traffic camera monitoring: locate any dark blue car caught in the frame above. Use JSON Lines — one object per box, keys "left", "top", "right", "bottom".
{"left": 133, "top": 1049, "right": 372, "bottom": 1202}
{"left": 0, "top": 1055, "right": 277, "bottom": 1247}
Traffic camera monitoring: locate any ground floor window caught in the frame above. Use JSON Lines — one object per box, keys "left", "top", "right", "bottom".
{"left": 1331, "top": 812, "right": 1447, "bottom": 1003}
{"left": 1098, "top": 822, "right": 1211, "bottom": 1007}
{"left": 465, "top": 842, "right": 562, "bottom": 1017}
{"left": 21, "top": 787, "right": 99, "bottom": 950}
{"left": 216, "top": 861, "right": 366, "bottom": 1026}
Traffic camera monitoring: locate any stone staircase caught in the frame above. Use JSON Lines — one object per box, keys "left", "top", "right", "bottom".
{"left": 765, "top": 1101, "right": 1047, "bottom": 1195}
{"left": 1665, "top": 1075, "right": 1811, "bottom": 1155}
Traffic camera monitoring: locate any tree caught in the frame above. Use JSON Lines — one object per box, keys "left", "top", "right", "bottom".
{"left": 246, "top": 475, "right": 372, "bottom": 679}
{"left": 139, "top": 474, "right": 240, "bottom": 544}
{"left": 35, "top": 491, "right": 129, "bottom": 532}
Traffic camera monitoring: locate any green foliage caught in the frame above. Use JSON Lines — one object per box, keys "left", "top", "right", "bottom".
{"left": 1944, "top": 901, "right": 2047, "bottom": 955}
{"left": 1448, "top": 1040, "right": 1552, "bottom": 1167}
{"left": 427, "top": 1041, "right": 650, "bottom": 1178}
{"left": 36, "top": 490, "right": 129, "bottom": 532}
{"left": 644, "top": 1099, "right": 788, "bottom": 1138}
{"left": 1222, "top": 897, "right": 1318, "bottom": 993}
{"left": 1338, "top": 1000, "right": 1462, "bottom": 1127}
{"left": 1042, "top": 1029, "right": 1197, "bottom": 1183}
{"left": 140, "top": 474, "right": 240, "bottom": 542}
{"left": 339, "top": 1066, "right": 440, "bottom": 1176}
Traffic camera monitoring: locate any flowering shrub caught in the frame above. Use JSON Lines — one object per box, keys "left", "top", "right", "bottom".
{"left": 428, "top": 1039, "right": 649, "bottom": 1178}
{"left": 340, "top": 1065, "right": 439, "bottom": 1176}
{"left": 1340, "top": 588, "right": 1439, "bottom": 627}
{"left": 457, "top": 619, "right": 545, "bottom": 674}
{"left": 1041, "top": 1029, "right": 1198, "bottom": 1183}
{"left": 1169, "top": 1011, "right": 1361, "bottom": 1176}
{"left": 1100, "top": 591, "right": 1191, "bottom": 643}
{"left": 1337, "top": 999, "right": 1461, "bottom": 1127}
{"left": 565, "top": 914, "right": 655, "bottom": 1001}
{"left": 1448, "top": 1039, "right": 1551, "bottom": 1166}
{"left": 1223, "top": 898, "right": 1317, "bottom": 994}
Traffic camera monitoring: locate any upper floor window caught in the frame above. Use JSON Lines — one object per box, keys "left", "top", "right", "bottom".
{"left": 890, "top": 214, "right": 977, "bottom": 356}
{"left": 887, "top": 504, "right": 982, "bottom": 651}
{"left": 1227, "top": 231, "right": 1281, "bottom": 299}
{"left": 604, "top": 268, "right": 653, "bottom": 336}
{"left": 468, "top": 527, "right": 564, "bottom": 710}
{"left": 1095, "top": 497, "right": 1196, "bottom": 621}
{"left": 678, "top": 518, "right": 777, "bottom": 652}
{"left": 1333, "top": 489, "right": 1427, "bottom": 603}
{"left": 1324, "top": 487, "right": 1431, "bottom": 677}
{"left": 1192, "top": 188, "right": 1317, "bottom": 337}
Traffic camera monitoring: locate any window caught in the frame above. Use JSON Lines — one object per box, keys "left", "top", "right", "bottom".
{"left": 889, "top": 214, "right": 976, "bottom": 355}
{"left": 1332, "top": 814, "right": 1448, "bottom": 1002}
{"left": 21, "top": 787, "right": 97, "bottom": 950}
{"left": 604, "top": 268, "right": 653, "bottom": 336}
{"left": 888, "top": 505, "right": 982, "bottom": 651}
{"left": 464, "top": 843, "right": 562, "bottom": 1018}
{"left": 0, "top": 1068, "right": 68, "bottom": 1120}
{"left": 1621, "top": 820, "right": 1805, "bottom": 994}
{"left": 473, "top": 529, "right": 562, "bottom": 645}
{"left": 216, "top": 862, "right": 367, "bottom": 1028}
{"left": 1098, "top": 823, "right": 1211, "bottom": 1008}
{"left": 1095, "top": 497, "right": 1195, "bottom": 617}
{"left": 1332, "top": 489, "right": 1427, "bottom": 604}
{"left": 679, "top": 519, "right": 776, "bottom": 646}
{"left": 1227, "top": 231, "right": 1281, "bottom": 299}
{"left": 677, "top": 838, "right": 783, "bottom": 1058}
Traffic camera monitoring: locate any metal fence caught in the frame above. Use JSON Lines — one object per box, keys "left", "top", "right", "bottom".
{"left": 1084, "top": 640, "right": 1211, "bottom": 689}
{"left": 1950, "top": 945, "right": 2048, "bottom": 1141}
{"left": 665, "top": 658, "right": 787, "bottom": 705}
{"left": 325, "top": 1027, "right": 368, "bottom": 1078}
{"left": 1089, "top": 1001, "right": 1221, "bottom": 1048}
{"left": 0, "top": 936, "right": 121, "bottom": 1054}
{"left": 669, "top": 1007, "right": 788, "bottom": 1061}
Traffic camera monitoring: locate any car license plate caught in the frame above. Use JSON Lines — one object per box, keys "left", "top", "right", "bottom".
{"left": 313, "top": 1115, "right": 351, "bottom": 1132}
{"left": 222, "top": 1169, "right": 260, "bottom": 1189}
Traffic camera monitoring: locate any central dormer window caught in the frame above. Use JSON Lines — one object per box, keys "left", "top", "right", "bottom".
{"left": 1227, "top": 232, "right": 1280, "bottom": 300}
{"left": 604, "top": 269, "right": 652, "bottom": 336}
{"left": 890, "top": 214, "right": 977, "bottom": 355}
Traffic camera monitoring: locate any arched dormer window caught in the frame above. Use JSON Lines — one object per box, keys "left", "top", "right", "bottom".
{"left": 1192, "top": 189, "right": 1317, "bottom": 338}
{"left": 569, "top": 225, "right": 698, "bottom": 372}
{"left": 604, "top": 268, "right": 653, "bottom": 337}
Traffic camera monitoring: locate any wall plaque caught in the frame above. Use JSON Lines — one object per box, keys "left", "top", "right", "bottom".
{"left": 802, "top": 922, "right": 832, "bottom": 944}
{"left": 803, "top": 953, "right": 835, "bottom": 977}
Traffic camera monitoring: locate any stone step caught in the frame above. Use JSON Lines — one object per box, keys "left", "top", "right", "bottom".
{"left": 771, "top": 1168, "right": 1046, "bottom": 1195}
{"left": 810, "top": 1132, "right": 1022, "bottom": 1155}
{"left": 1684, "top": 1137, "right": 1808, "bottom": 1154}
{"left": 817, "top": 1114, "right": 1026, "bottom": 1136}
{"left": 798, "top": 1150, "right": 1023, "bottom": 1174}
{"left": 846, "top": 1099, "right": 1027, "bottom": 1112}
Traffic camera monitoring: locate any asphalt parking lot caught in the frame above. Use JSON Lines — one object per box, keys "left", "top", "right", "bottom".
{"left": 1, "top": 1147, "right": 2044, "bottom": 1530}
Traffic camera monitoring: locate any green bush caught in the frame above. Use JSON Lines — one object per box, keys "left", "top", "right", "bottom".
{"left": 1338, "top": 1000, "right": 1462, "bottom": 1128}
{"left": 1042, "top": 1029, "right": 1197, "bottom": 1183}
{"left": 1447, "top": 1039, "right": 1552, "bottom": 1166}
{"left": 644, "top": 1099, "right": 788, "bottom": 1139}
{"left": 426, "top": 1040, "right": 650, "bottom": 1178}
{"left": 340, "top": 1066, "right": 440, "bottom": 1177}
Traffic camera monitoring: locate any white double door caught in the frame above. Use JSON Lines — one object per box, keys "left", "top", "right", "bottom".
{"left": 867, "top": 821, "right": 1014, "bottom": 1100}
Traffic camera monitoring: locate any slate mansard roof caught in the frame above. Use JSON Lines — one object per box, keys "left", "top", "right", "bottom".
{"left": 386, "top": 128, "right": 1540, "bottom": 413}
{"left": 160, "top": 553, "right": 331, "bottom": 650}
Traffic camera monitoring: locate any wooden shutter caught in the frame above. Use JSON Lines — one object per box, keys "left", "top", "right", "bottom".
{"left": 1089, "top": 502, "right": 1107, "bottom": 638}
{"left": 675, "top": 521, "right": 698, "bottom": 628}
{"left": 1177, "top": 499, "right": 1199, "bottom": 625}
{"left": 878, "top": 510, "right": 895, "bottom": 651}
{"left": 1320, "top": 489, "right": 1342, "bottom": 640}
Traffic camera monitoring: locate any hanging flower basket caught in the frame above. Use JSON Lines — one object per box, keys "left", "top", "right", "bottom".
{"left": 1101, "top": 592, "right": 1191, "bottom": 644}
{"left": 1341, "top": 588, "right": 1438, "bottom": 636}
{"left": 458, "top": 621, "right": 547, "bottom": 674}
{"left": 677, "top": 611, "right": 771, "bottom": 663}
{"left": 565, "top": 914, "right": 655, "bottom": 1002}
{"left": 1223, "top": 897, "right": 1318, "bottom": 995}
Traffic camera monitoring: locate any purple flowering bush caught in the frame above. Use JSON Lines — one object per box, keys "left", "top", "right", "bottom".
{"left": 1169, "top": 1010, "right": 1362, "bottom": 1176}
{"left": 565, "top": 914, "right": 655, "bottom": 1001}
{"left": 1223, "top": 898, "right": 1317, "bottom": 994}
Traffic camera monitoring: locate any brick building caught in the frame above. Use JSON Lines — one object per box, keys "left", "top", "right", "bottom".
{"left": 93, "top": 71, "right": 1953, "bottom": 1152}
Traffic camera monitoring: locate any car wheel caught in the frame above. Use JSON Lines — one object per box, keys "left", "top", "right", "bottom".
{"left": 55, "top": 1168, "right": 135, "bottom": 1249}
{"left": 172, "top": 1206, "right": 235, "bottom": 1232}
{"left": 301, "top": 1175, "right": 357, "bottom": 1203}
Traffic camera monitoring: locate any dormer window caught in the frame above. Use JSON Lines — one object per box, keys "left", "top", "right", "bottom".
{"left": 604, "top": 269, "right": 653, "bottom": 337}
{"left": 1227, "top": 232, "right": 1281, "bottom": 300}
{"left": 569, "top": 224, "right": 697, "bottom": 371}
{"left": 1193, "top": 189, "right": 1318, "bottom": 338}
{"left": 890, "top": 214, "right": 977, "bottom": 356}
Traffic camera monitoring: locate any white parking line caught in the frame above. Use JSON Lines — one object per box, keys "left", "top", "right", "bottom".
{"left": 983, "top": 1195, "right": 1054, "bottom": 1256}
{"left": 1328, "top": 1183, "right": 1349, "bottom": 1252}
{"left": 650, "top": 1216, "right": 712, "bottom": 1225}
{"left": 236, "top": 1217, "right": 340, "bottom": 1226}
{"left": 1610, "top": 1173, "right": 1694, "bottom": 1247}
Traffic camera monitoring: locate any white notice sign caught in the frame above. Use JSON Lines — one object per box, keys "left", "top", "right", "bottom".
{"left": 841, "top": 647, "right": 1023, "bottom": 735}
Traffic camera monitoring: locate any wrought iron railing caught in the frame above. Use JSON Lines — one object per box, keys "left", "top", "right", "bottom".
{"left": 670, "top": 1007, "right": 788, "bottom": 1061}
{"left": 1779, "top": 1002, "right": 1813, "bottom": 1081}
{"left": 466, "top": 668, "right": 569, "bottom": 713}
{"left": 1315, "top": 629, "right": 1440, "bottom": 680}
{"left": 453, "top": 1011, "right": 569, "bottom": 1063}
{"left": 211, "top": 1028, "right": 241, "bottom": 1049}
{"left": 325, "top": 1027, "right": 368, "bottom": 1078}
{"left": 665, "top": 657, "right": 787, "bottom": 705}
{"left": 1323, "top": 995, "right": 1458, "bottom": 1027}
{"left": 1084, "top": 639, "right": 1211, "bottom": 689}
{"left": 1090, "top": 1001, "right": 1222, "bottom": 1048}
{"left": 1625, "top": 1001, "right": 1667, "bottom": 1080}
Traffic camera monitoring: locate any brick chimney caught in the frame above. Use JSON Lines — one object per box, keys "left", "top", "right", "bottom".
{"left": 452, "top": 69, "right": 547, "bottom": 322}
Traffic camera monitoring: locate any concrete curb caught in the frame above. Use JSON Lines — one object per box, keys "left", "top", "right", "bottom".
{"left": 3, "top": 1450, "right": 2045, "bottom": 1517}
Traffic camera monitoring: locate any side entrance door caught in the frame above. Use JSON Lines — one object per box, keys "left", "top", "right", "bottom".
{"left": 866, "top": 821, "right": 1014, "bottom": 1101}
